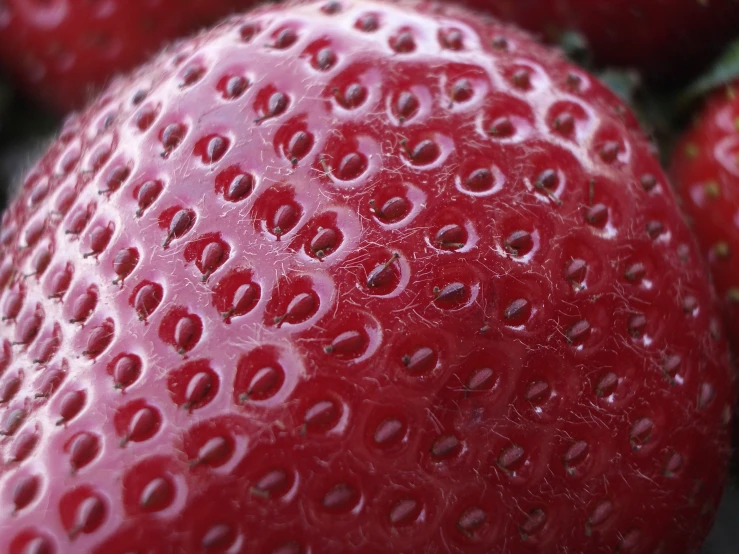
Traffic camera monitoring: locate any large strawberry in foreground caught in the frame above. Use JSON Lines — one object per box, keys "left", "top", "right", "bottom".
{"left": 0, "top": 1, "right": 733, "bottom": 553}
{"left": 0, "top": 0, "right": 256, "bottom": 112}
{"left": 672, "top": 84, "right": 739, "bottom": 358}
{"left": 462, "top": 0, "right": 739, "bottom": 82}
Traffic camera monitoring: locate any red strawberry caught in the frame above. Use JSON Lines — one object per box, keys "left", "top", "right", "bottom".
{"left": 461, "top": 0, "right": 739, "bottom": 81}
{"left": 671, "top": 84, "right": 739, "bottom": 356}
{"left": 0, "top": 1, "right": 733, "bottom": 553}
{"left": 0, "top": 0, "right": 255, "bottom": 112}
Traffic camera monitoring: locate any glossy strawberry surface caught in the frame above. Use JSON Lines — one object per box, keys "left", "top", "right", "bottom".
{"left": 462, "top": 0, "right": 739, "bottom": 81}
{"left": 0, "top": 0, "right": 255, "bottom": 112}
{"left": 0, "top": 1, "right": 733, "bottom": 553}
{"left": 672, "top": 84, "right": 739, "bottom": 357}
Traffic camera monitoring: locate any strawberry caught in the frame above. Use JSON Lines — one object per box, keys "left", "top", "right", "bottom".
{"left": 671, "top": 84, "right": 739, "bottom": 357}
{"left": 0, "top": 0, "right": 255, "bottom": 112}
{"left": 460, "top": 0, "right": 739, "bottom": 82}
{"left": 0, "top": 1, "right": 733, "bottom": 553}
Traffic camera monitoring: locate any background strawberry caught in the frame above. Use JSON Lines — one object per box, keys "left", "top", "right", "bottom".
{"left": 0, "top": 0, "right": 258, "bottom": 112}
{"left": 672, "top": 85, "right": 739, "bottom": 357}
{"left": 461, "top": 0, "right": 739, "bottom": 82}
{"left": 0, "top": 1, "right": 733, "bottom": 553}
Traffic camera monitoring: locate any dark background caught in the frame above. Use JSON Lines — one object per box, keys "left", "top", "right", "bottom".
{"left": 704, "top": 484, "right": 739, "bottom": 553}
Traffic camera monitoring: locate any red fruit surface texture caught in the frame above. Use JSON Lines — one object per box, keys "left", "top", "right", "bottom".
{"left": 0, "top": 0, "right": 256, "bottom": 112}
{"left": 462, "top": 0, "right": 739, "bottom": 81}
{"left": 0, "top": 1, "right": 733, "bottom": 553}
{"left": 672, "top": 83, "right": 739, "bottom": 358}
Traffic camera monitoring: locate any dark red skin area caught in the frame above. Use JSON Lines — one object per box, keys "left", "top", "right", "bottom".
{"left": 461, "top": 0, "right": 739, "bottom": 82}
{"left": 0, "top": 0, "right": 256, "bottom": 112}
{"left": 672, "top": 84, "right": 739, "bottom": 375}
{"left": 0, "top": 1, "right": 733, "bottom": 553}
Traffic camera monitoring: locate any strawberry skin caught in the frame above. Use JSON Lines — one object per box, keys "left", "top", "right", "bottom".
{"left": 0, "top": 1, "right": 733, "bottom": 553}
{"left": 0, "top": 0, "right": 255, "bottom": 112}
{"left": 672, "top": 85, "right": 739, "bottom": 357}
{"left": 461, "top": 0, "right": 739, "bottom": 81}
